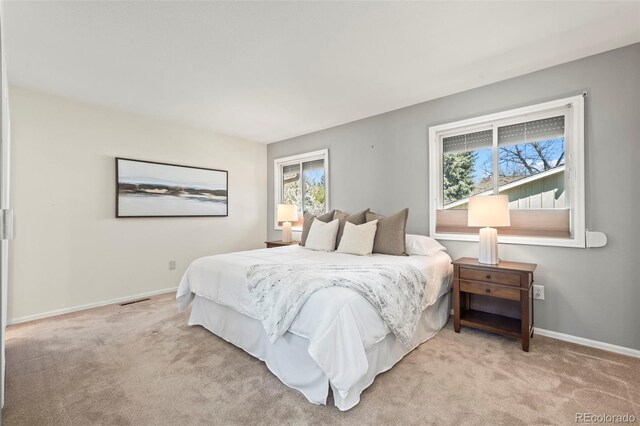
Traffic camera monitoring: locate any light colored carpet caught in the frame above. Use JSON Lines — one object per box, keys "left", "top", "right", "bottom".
{"left": 3, "top": 292, "right": 639, "bottom": 425}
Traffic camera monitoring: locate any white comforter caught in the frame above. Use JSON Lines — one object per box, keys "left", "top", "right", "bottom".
{"left": 176, "top": 245, "right": 452, "bottom": 397}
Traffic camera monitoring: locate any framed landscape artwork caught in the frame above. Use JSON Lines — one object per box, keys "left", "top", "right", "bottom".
{"left": 116, "top": 158, "right": 228, "bottom": 218}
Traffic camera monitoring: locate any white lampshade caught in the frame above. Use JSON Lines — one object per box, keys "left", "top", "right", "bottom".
{"left": 277, "top": 204, "right": 299, "bottom": 222}
{"left": 468, "top": 195, "right": 510, "bottom": 227}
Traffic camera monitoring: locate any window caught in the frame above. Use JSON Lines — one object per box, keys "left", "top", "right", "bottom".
{"left": 429, "top": 96, "right": 585, "bottom": 247}
{"left": 274, "top": 149, "right": 329, "bottom": 230}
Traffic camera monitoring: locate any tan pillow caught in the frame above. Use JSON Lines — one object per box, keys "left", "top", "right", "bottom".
{"left": 299, "top": 210, "right": 335, "bottom": 246}
{"left": 333, "top": 209, "right": 369, "bottom": 249}
{"left": 366, "top": 208, "right": 409, "bottom": 256}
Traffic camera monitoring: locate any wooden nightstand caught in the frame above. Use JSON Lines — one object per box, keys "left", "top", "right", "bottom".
{"left": 265, "top": 240, "right": 299, "bottom": 249}
{"left": 452, "top": 257, "right": 537, "bottom": 351}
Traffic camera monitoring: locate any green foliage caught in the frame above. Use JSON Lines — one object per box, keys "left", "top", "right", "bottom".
{"left": 443, "top": 152, "right": 476, "bottom": 205}
{"left": 304, "top": 174, "right": 325, "bottom": 215}
{"left": 283, "top": 178, "right": 300, "bottom": 206}
{"left": 283, "top": 173, "right": 326, "bottom": 215}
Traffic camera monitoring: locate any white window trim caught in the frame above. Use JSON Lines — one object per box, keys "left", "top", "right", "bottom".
{"left": 428, "top": 95, "right": 585, "bottom": 248}
{"left": 273, "top": 149, "right": 330, "bottom": 231}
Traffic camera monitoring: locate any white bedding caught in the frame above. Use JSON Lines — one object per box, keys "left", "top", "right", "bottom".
{"left": 176, "top": 245, "right": 453, "bottom": 399}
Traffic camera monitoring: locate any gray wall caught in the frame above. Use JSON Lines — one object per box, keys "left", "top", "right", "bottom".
{"left": 268, "top": 43, "right": 640, "bottom": 351}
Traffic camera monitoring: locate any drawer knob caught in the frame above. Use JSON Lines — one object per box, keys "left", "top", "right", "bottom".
{"left": 485, "top": 288, "right": 491, "bottom": 293}
{"left": 486, "top": 274, "right": 491, "bottom": 279}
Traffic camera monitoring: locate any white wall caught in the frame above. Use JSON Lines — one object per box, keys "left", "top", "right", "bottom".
{"left": 8, "top": 87, "right": 267, "bottom": 322}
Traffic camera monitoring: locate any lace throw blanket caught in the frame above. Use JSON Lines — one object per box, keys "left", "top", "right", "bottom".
{"left": 246, "top": 263, "right": 426, "bottom": 347}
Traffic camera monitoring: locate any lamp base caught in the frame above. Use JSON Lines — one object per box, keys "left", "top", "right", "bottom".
{"left": 282, "top": 221, "right": 292, "bottom": 243}
{"left": 478, "top": 227, "right": 499, "bottom": 265}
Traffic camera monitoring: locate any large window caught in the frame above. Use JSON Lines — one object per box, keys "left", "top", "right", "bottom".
{"left": 274, "top": 149, "right": 329, "bottom": 230}
{"left": 429, "top": 96, "right": 585, "bottom": 247}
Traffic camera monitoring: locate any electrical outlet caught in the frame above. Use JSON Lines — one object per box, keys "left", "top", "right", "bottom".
{"left": 168, "top": 260, "right": 176, "bottom": 270}
{"left": 533, "top": 285, "right": 545, "bottom": 300}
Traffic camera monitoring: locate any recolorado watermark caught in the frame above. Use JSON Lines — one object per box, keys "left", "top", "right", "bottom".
{"left": 576, "top": 413, "right": 637, "bottom": 423}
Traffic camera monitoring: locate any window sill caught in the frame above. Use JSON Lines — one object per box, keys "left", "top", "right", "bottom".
{"left": 433, "top": 232, "right": 585, "bottom": 248}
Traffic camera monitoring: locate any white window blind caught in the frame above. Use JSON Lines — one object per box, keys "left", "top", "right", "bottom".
{"left": 282, "top": 164, "right": 301, "bottom": 178}
{"left": 498, "top": 116, "right": 565, "bottom": 146}
{"left": 442, "top": 129, "right": 492, "bottom": 153}
{"left": 302, "top": 159, "right": 325, "bottom": 175}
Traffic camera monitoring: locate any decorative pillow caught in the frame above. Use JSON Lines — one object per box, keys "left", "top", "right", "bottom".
{"left": 304, "top": 218, "right": 340, "bottom": 251}
{"left": 337, "top": 220, "right": 378, "bottom": 256}
{"left": 333, "top": 209, "right": 369, "bottom": 249}
{"left": 366, "top": 208, "right": 409, "bottom": 256}
{"left": 405, "top": 234, "right": 447, "bottom": 256}
{"left": 299, "top": 210, "right": 334, "bottom": 246}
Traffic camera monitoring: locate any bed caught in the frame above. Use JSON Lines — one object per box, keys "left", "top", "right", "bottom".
{"left": 176, "top": 244, "right": 453, "bottom": 411}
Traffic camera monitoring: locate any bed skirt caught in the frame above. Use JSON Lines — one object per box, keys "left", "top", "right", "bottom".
{"left": 188, "top": 291, "right": 451, "bottom": 411}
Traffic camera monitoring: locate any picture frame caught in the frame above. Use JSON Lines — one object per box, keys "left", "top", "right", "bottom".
{"left": 115, "top": 157, "right": 228, "bottom": 218}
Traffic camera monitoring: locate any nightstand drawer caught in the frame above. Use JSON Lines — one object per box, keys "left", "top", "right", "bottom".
{"left": 460, "top": 280, "right": 521, "bottom": 301}
{"left": 459, "top": 268, "right": 520, "bottom": 286}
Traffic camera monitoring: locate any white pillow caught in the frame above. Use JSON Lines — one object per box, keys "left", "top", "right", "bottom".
{"left": 405, "top": 234, "right": 447, "bottom": 256}
{"left": 337, "top": 220, "right": 378, "bottom": 256}
{"left": 304, "top": 218, "right": 340, "bottom": 251}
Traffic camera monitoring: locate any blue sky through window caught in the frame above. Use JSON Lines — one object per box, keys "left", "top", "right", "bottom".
{"left": 304, "top": 169, "right": 324, "bottom": 184}
{"left": 472, "top": 137, "right": 565, "bottom": 183}
{"left": 473, "top": 148, "right": 492, "bottom": 183}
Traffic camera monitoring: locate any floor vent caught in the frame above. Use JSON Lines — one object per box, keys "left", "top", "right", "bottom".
{"left": 119, "top": 298, "right": 151, "bottom": 307}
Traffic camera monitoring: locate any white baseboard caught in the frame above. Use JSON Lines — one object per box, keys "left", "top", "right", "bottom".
{"left": 448, "top": 311, "right": 639, "bottom": 358}
{"left": 7, "top": 287, "right": 178, "bottom": 325}
{"left": 534, "top": 328, "right": 640, "bottom": 359}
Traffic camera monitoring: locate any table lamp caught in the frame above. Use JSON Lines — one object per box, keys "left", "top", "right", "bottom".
{"left": 277, "top": 204, "right": 299, "bottom": 243}
{"left": 468, "top": 195, "right": 510, "bottom": 265}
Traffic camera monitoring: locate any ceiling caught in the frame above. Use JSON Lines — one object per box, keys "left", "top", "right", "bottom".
{"left": 3, "top": 1, "right": 639, "bottom": 143}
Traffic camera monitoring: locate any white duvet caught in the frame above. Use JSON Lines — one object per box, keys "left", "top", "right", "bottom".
{"left": 176, "top": 245, "right": 453, "bottom": 397}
